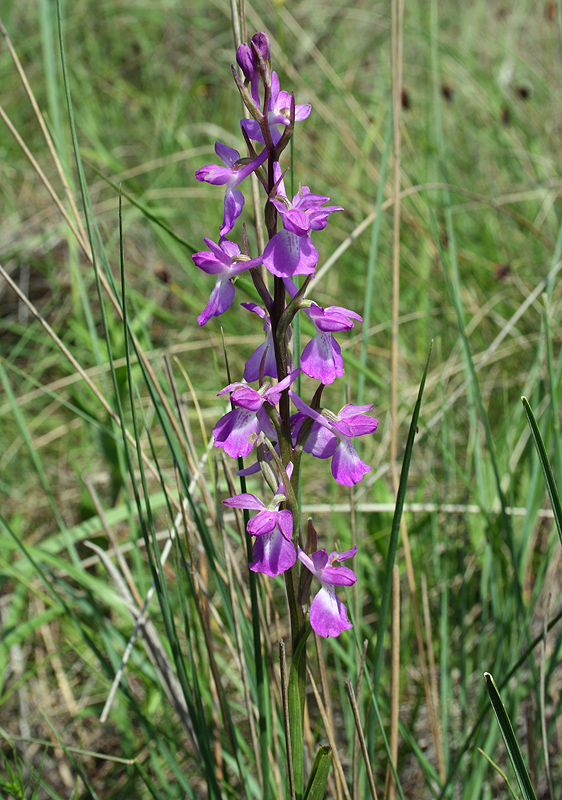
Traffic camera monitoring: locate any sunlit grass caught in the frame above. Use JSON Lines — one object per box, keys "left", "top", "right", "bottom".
{"left": 2, "top": 0, "right": 562, "bottom": 798}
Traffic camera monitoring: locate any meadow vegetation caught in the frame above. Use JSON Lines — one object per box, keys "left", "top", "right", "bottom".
{"left": 1, "top": 0, "right": 562, "bottom": 798}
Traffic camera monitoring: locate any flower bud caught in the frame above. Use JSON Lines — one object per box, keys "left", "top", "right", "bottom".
{"left": 251, "top": 32, "right": 270, "bottom": 63}
{"left": 250, "top": 32, "right": 271, "bottom": 90}
{"left": 236, "top": 42, "right": 256, "bottom": 82}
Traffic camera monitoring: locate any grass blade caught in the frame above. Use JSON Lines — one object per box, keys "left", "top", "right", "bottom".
{"left": 303, "top": 747, "right": 332, "bottom": 800}
{"left": 484, "top": 673, "right": 537, "bottom": 800}
{"left": 521, "top": 396, "right": 562, "bottom": 547}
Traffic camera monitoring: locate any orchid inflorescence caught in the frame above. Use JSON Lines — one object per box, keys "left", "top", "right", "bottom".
{"left": 193, "top": 32, "right": 378, "bottom": 638}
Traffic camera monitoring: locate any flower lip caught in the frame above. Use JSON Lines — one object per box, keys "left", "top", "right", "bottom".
{"left": 297, "top": 545, "right": 358, "bottom": 638}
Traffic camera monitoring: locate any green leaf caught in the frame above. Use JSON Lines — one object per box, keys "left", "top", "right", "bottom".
{"left": 484, "top": 673, "right": 537, "bottom": 800}
{"left": 521, "top": 396, "right": 562, "bottom": 548}
{"left": 287, "top": 625, "right": 312, "bottom": 800}
{"left": 303, "top": 747, "right": 332, "bottom": 800}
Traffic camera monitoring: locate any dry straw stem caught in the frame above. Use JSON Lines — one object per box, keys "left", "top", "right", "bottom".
{"left": 390, "top": 0, "right": 403, "bottom": 480}
{"left": 306, "top": 664, "right": 352, "bottom": 800}
{"left": 84, "top": 475, "right": 144, "bottom": 608}
{"left": 345, "top": 679, "right": 378, "bottom": 800}
{"left": 37, "top": 598, "right": 78, "bottom": 718}
{"left": 314, "top": 633, "right": 342, "bottom": 799}
{"left": 351, "top": 640, "right": 369, "bottom": 800}
{"left": 388, "top": 0, "right": 445, "bottom": 782}
{"left": 84, "top": 537, "right": 199, "bottom": 751}
{"left": 94, "top": 439, "right": 221, "bottom": 727}
{"left": 0, "top": 730, "right": 136, "bottom": 765}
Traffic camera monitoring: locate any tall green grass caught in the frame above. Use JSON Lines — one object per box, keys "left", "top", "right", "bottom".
{"left": 2, "top": 0, "right": 562, "bottom": 798}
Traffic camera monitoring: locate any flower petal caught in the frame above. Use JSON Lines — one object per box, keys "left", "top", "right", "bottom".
{"left": 213, "top": 407, "right": 260, "bottom": 457}
{"left": 262, "top": 230, "right": 318, "bottom": 278}
{"left": 197, "top": 279, "right": 235, "bottom": 326}
{"left": 320, "top": 565, "right": 357, "bottom": 586}
{"left": 215, "top": 141, "right": 240, "bottom": 168}
{"left": 221, "top": 187, "right": 245, "bottom": 236}
{"left": 297, "top": 546, "right": 315, "bottom": 574}
{"left": 303, "top": 423, "right": 338, "bottom": 459}
{"left": 229, "top": 385, "right": 264, "bottom": 411}
{"left": 248, "top": 509, "right": 278, "bottom": 536}
{"left": 309, "top": 585, "right": 353, "bottom": 638}
{"left": 243, "top": 338, "right": 277, "bottom": 382}
{"left": 250, "top": 528, "right": 296, "bottom": 577}
{"left": 223, "top": 493, "right": 265, "bottom": 511}
{"left": 331, "top": 438, "right": 371, "bottom": 486}
{"left": 277, "top": 509, "right": 294, "bottom": 540}
{"left": 331, "top": 545, "right": 358, "bottom": 563}
{"left": 195, "top": 163, "right": 234, "bottom": 186}
{"left": 301, "top": 331, "right": 343, "bottom": 384}
{"left": 338, "top": 403, "right": 375, "bottom": 418}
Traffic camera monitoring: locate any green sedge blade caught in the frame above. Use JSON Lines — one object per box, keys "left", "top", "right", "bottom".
{"left": 484, "top": 673, "right": 537, "bottom": 800}
{"left": 303, "top": 747, "right": 332, "bottom": 800}
{"left": 521, "top": 396, "right": 562, "bottom": 547}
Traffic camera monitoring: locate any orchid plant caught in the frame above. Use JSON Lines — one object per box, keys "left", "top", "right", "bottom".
{"left": 193, "top": 31, "right": 378, "bottom": 795}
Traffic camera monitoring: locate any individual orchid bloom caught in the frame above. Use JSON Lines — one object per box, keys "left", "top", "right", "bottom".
{"left": 193, "top": 239, "right": 263, "bottom": 326}
{"left": 241, "top": 302, "right": 278, "bottom": 382}
{"left": 262, "top": 185, "right": 343, "bottom": 278}
{"left": 196, "top": 142, "right": 268, "bottom": 236}
{"left": 301, "top": 303, "right": 363, "bottom": 384}
{"left": 290, "top": 392, "right": 378, "bottom": 486}
{"left": 241, "top": 71, "right": 311, "bottom": 146}
{"left": 214, "top": 370, "right": 300, "bottom": 458}
{"left": 298, "top": 545, "right": 357, "bottom": 638}
{"left": 223, "top": 464, "right": 295, "bottom": 576}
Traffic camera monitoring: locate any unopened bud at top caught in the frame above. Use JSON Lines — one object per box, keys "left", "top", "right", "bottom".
{"left": 251, "top": 32, "right": 270, "bottom": 63}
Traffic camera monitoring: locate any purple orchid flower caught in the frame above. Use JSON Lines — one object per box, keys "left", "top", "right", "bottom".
{"left": 193, "top": 239, "right": 263, "bottom": 326}
{"left": 301, "top": 303, "right": 362, "bottom": 384}
{"left": 262, "top": 185, "right": 343, "bottom": 278}
{"left": 196, "top": 142, "right": 268, "bottom": 236}
{"left": 290, "top": 392, "right": 378, "bottom": 486}
{"left": 214, "top": 370, "right": 300, "bottom": 458}
{"left": 298, "top": 545, "right": 357, "bottom": 638}
{"left": 241, "top": 71, "right": 311, "bottom": 146}
{"left": 223, "top": 464, "right": 296, "bottom": 576}
{"left": 241, "top": 302, "right": 278, "bottom": 382}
